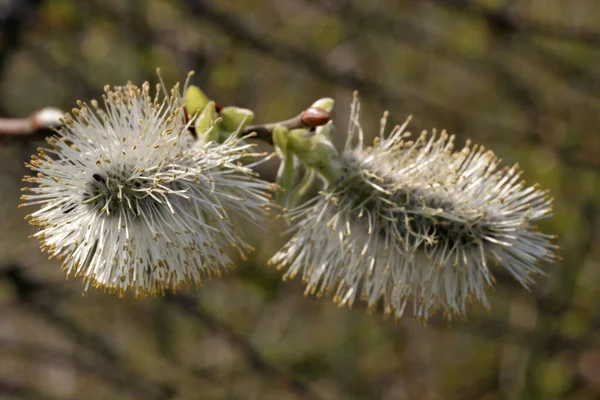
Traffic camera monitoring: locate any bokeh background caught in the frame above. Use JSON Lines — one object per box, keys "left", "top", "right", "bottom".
{"left": 0, "top": 0, "right": 599, "bottom": 399}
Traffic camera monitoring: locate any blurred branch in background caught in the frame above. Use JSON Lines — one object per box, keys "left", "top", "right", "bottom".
{"left": 1, "top": 266, "right": 325, "bottom": 400}
{"left": 168, "top": 295, "right": 325, "bottom": 400}
{"left": 180, "top": 0, "right": 518, "bottom": 130}
{"left": 1, "top": 266, "right": 176, "bottom": 399}
{"left": 0, "top": 379, "right": 69, "bottom": 400}
{"left": 180, "top": 0, "right": 600, "bottom": 172}
{"left": 430, "top": 0, "right": 600, "bottom": 47}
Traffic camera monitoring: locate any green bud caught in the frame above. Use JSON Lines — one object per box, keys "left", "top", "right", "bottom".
{"left": 286, "top": 129, "right": 334, "bottom": 165}
{"left": 276, "top": 154, "right": 295, "bottom": 204}
{"left": 311, "top": 97, "right": 334, "bottom": 113}
{"left": 315, "top": 121, "right": 334, "bottom": 140}
{"left": 185, "top": 85, "right": 210, "bottom": 117}
{"left": 286, "top": 129, "right": 342, "bottom": 184}
{"left": 220, "top": 106, "right": 255, "bottom": 132}
{"left": 273, "top": 125, "right": 289, "bottom": 158}
{"left": 286, "top": 168, "right": 315, "bottom": 208}
{"left": 273, "top": 125, "right": 295, "bottom": 203}
{"left": 195, "top": 102, "right": 219, "bottom": 144}
{"left": 273, "top": 125, "right": 342, "bottom": 186}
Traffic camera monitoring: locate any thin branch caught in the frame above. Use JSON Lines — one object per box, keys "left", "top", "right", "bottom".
{"left": 243, "top": 116, "right": 301, "bottom": 145}
{"left": 0, "top": 97, "right": 327, "bottom": 146}
{"left": 243, "top": 106, "right": 331, "bottom": 145}
{"left": 0, "top": 107, "right": 63, "bottom": 135}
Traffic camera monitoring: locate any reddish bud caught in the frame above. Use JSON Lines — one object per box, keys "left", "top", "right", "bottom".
{"left": 301, "top": 107, "right": 330, "bottom": 127}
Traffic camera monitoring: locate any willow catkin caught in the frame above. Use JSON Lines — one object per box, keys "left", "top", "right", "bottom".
{"left": 22, "top": 76, "right": 271, "bottom": 296}
{"left": 270, "top": 95, "right": 555, "bottom": 320}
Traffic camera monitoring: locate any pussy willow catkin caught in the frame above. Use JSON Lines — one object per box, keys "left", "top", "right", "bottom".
{"left": 270, "top": 95, "right": 555, "bottom": 320}
{"left": 22, "top": 76, "right": 271, "bottom": 296}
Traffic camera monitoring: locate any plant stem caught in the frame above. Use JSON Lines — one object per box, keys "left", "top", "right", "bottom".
{"left": 242, "top": 107, "right": 330, "bottom": 145}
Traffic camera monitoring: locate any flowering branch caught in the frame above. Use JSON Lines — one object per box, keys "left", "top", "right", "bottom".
{"left": 19, "top": 72, "right": 556, "bottom": 324}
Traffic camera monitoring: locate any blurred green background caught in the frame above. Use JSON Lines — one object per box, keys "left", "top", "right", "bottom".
{"left": 0, "top": 0, "right": 599, "bottom": 399}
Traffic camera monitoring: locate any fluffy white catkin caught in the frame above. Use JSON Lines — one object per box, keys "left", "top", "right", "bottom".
{"left": 270, "top": 95, "right": 556, "bottom": 320}
{"left": 22, "top": 76, "right": 271, "bottom": 296}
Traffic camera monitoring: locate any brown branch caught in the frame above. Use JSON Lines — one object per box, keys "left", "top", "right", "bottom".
{"left": 243, "top": 107, "right": 330, "bottom": 145}
{"left": 243, "top": 115, "right": 302, "bottom": 145}
{"left": 0, "top": 107, "right": 63, "bottom": 135}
